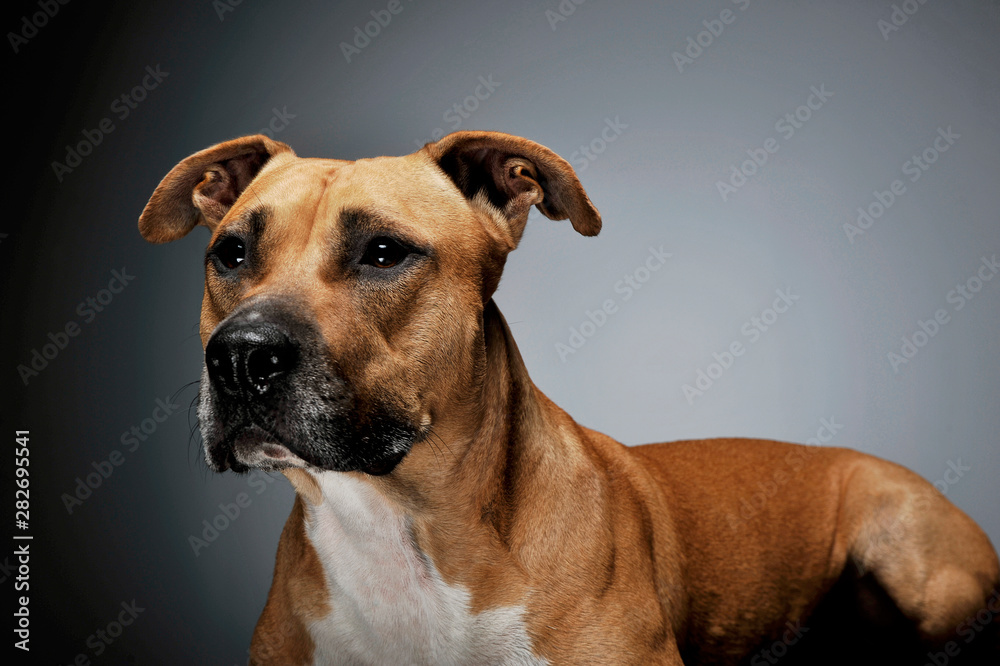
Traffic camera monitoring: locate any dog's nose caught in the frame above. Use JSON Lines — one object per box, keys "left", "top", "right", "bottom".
{"left": 205, "top": 323, "right": 298, "bottom": 397}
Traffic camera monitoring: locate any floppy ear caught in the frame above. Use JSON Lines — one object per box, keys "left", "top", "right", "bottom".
{"left": 425, "top": 131, "right": 601, "bottom": 250}
{"left": 138, "top": 135, "right": 294, "bottom": 243}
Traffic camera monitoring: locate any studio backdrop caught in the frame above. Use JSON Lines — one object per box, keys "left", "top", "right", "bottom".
{"left": 4, "top": 0, "right": 998, "bottom": 663}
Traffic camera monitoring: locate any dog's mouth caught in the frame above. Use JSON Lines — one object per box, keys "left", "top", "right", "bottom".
{"left": 208, "top": 420, "right": 416, "bottom": 476}
{"left": 219, "top": 425, "right": 310, "bottom": 473}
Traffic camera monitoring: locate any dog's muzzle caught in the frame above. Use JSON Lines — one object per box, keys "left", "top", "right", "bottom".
{"left": 197, "top": 299, "right": 418, "bottom": 476}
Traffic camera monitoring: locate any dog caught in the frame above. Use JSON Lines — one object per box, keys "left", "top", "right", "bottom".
{"left": 138, "top": 131, "right": 1000, "bottom": 665}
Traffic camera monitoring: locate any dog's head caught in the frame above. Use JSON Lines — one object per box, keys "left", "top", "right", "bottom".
{"left": 139, "top": 132, "right": 600, "bottom": 476}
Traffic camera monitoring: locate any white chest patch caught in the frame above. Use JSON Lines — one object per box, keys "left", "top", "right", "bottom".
{"left": 303, "top": 473, "right": 546, "bottom": 666}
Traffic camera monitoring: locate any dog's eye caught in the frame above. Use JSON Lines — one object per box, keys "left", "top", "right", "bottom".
{"left": 361, "top": 237, "right": 409, "bottom": 268}
{"left": 215, "top": 237, "right": 246, "bottom": 270}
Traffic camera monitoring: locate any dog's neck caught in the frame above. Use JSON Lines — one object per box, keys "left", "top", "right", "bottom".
{"left": 289, "top": 303, "right": 561, "bottom": 662}
{"left": 460, "top": 298, "right": 584, "bottom": 546}
{"left": 283, "top": 300, "right": 637, "bottom": 661}
{"left": 376, "top": 299, "right": 615, "bottom": 581}
{"left": 292, "top": 296, "right": 613, "bottom": 576}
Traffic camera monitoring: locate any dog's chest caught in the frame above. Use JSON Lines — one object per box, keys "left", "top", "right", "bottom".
{"left": 304, "top": 474, "right": 545, "bottom": 666}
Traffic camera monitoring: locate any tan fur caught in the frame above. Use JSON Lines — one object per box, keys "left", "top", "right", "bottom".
{"left": 250, "top": 496, "right": 329, "bottom": 664}
{"left": 139, "top": 132, "right": 1000, "bottom": 665}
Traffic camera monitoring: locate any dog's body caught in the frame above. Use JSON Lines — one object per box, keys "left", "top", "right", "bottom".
{"left": 139, "top": 132, "right": 999, "bottom": 665}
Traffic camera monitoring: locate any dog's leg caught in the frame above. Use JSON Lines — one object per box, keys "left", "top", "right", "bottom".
{"left": 841, "top": 459, "right": 1000, "bottom": 660}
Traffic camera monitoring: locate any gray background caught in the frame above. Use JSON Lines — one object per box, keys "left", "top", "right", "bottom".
{"left": 4, "top": 0, "right": 998, "bottom": 663}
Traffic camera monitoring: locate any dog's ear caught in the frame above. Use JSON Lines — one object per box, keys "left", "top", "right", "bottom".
{"left": 138, "top": 135, "right": 294, "bottom": 243}
{"left": 426, "top": 131, "right": 601, "bottom": 250}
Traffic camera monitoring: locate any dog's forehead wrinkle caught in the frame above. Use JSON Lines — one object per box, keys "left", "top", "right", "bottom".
{"left": 290, "top": 166, "right": 341, "bottom": 264}
{"left": 260, "top": 156, "right": 339, "bottom": 209}
{"left": 341, "top": 156, "right": 469, "bottom": 216}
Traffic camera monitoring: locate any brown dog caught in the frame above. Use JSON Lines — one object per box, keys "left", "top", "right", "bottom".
{"left": 139, "top": 132, "right": 999, "bottom": 665}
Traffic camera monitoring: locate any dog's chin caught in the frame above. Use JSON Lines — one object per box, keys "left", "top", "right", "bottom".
{"left": 206, "top": 426, "right": 309, "bottom": 473}
{"left": 232, "top": 438, "right": 310, "bottom": 473}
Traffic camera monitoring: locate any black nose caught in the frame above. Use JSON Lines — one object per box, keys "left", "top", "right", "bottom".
{"left": 205, "top": 323, "right": 298, "bottom": 397}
